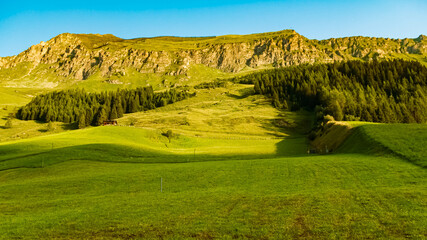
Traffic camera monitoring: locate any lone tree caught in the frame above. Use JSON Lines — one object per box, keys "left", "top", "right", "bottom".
{"left": 5, "top": 118, "right": 12, "bottom": 128}
{"left": 162, "top": 130, "right": 173, "bottom": 143}
{"left": 47, "top": 121, "right": 55, "bottom": 132}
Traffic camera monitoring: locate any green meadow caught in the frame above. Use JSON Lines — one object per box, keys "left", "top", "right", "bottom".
{"left": 0, "top": 118, "right": 426, "bottom": 239}
{"left": 0, "top": 77, "right": 426, "bottom": 239}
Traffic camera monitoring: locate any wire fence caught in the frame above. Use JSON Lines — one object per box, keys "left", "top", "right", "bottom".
{"left": 115, "top": 124, "right": 284, "bottom": 140}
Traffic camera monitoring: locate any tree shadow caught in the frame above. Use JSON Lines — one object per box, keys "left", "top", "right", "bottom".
{"left": 226, "top": 87, "right": 255, "bottom": 100}
{"left": 61, "top": 122, "right": 78, "bottom": 130}
{"left": 275, "top": 137, "right": 309, "bottom": 156}
{"left": 260, "top": 111, "right": 315, "bottom": 157}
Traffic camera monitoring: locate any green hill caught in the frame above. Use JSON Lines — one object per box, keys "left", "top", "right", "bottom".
{"left": 0, "top": 126, "right": 298, "bottom": 171}
{"left": 338, "top": 123, "right": 427, "bottom": 167}
{"left": 0, "top": 123, "right": 426, "bottom": 238}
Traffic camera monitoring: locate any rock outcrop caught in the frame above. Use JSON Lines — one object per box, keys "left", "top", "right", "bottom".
{"left": 0, "top": 30, "right": 426, "bottom": 81}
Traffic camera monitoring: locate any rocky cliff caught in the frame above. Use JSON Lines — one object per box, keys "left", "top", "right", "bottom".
{"left": 0, "top": 30, "right": 426, "bottom": 81}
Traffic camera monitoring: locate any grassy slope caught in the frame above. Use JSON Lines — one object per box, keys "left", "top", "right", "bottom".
{"left": 86, "top": 30, "right": 298, "bottom": 52}
{"left": 0, "top": 125, "right": 303, "bottom": 171}
{"left": 0, "top": 153, "right": 425, "bottom": 238}
{"left": 339, "top": 123, "right": 427, "bottom": 167}
{"left": 118, "top": 84, "right": 312, "bottom": 137}
{"left": 67, "top": 64, "right": 236, "bottom": 92}
{"left": 0, "top": 121, "right": 426, "bottom": 238}
{"left": 0, "top": 82, "right": 310, "bottom": 143}
{"left": 311, "top": 121, "right": 427, "bottom": 167}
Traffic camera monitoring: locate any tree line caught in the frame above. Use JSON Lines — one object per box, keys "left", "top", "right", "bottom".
{"left": 17, "top": 87, "right": 190, "bottom": 128}
{"left": 232, "top": 59, "right": 427, "bottom": 123}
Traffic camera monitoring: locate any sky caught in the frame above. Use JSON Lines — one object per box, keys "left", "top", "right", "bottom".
{"left": 0, "top": 0, "right": 426, "bottom": 57}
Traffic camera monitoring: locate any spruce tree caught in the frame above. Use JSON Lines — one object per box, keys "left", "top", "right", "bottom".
{"left": 116, "top": 100, "right": 124, "bottom": 118}
{"left": 96, "top": 107, "right": 108, "bottom": 126}
{"left": 109, "top": 106, "right": 118, "bottom": 120}
{"left": 78, "top": 113, "right": 86, "bottom": 129}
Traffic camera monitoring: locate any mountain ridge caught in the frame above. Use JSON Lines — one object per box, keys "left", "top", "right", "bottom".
{"left": 0, "top": 29, "right": 426, "bottom": 85}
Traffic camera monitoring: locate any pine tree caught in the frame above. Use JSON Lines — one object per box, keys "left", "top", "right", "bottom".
{"left": 85, "top": 108, "right": 94, "bottom": 126}
{"left": 331, "top": 101, "right": 343, "bottom": 121}
{"left": 130, "top": 95, "right": 139, "bottom": 113}
{"left": 254, "top": 80, "right": 261, "bottom": 94}
{"left": 109, "top": 106, "right": 118, "bottom": 120}
{"left": 78, "top": 113, "right": 86, "bottom": 129}
{"left": 96, "top": 107, "right": 108, "bottom": 126}
{"left": 116, "top": 100, "right": 124, "bottom": 118}
{"left": 282, "top": 100, "right": 289, "bottom": 110}
{"left": 64, "top": 114, "right": 70, "bottom": 123}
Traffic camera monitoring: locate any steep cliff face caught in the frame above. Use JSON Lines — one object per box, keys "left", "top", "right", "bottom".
{"left": 0, "top": 30, "right": 426, "bottom": 81}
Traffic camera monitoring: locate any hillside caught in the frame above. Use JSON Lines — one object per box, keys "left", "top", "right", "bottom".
{"left": 0, "top": 29, "right": 426, "bottom": 239}
{"left": 0, "top": 122, "right": 426, "bottom": 238}
{"left": 0, "top": 30, "right": 426, "bottom": 89}
{"left": 311, "top": 121, "right": 427, "bottom": 167}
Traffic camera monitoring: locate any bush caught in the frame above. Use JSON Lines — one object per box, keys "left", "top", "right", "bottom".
{"left": 5, "top": 118, "right": 12, "bottom": 128}
{"left": 128, "top": 117, "right": 137, "bottom": 126}
{"left": 47, "top": 121, "right": 55, "bottom": 131}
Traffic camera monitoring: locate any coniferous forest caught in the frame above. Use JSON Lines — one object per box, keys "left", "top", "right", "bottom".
{"left": 233, "top": 59, "right": 427, "bottom": 123}
{"left": 16, "top": 87, "right": 190, "bottom": 127}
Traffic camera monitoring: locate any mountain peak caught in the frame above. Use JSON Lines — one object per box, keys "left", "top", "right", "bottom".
{"left": 417, "top": 34, "right": 427, "bottom": 41}
{"left": 49, "top": 33, "right": 123, "bottom": 49}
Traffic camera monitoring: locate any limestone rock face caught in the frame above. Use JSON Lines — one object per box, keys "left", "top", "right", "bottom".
{"left": 0, "top": 30, "right": 426, "bottom": 80}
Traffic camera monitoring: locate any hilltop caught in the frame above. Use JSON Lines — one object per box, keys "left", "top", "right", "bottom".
{"left": 0, "top": 30, "right": 426, "bottom": 89}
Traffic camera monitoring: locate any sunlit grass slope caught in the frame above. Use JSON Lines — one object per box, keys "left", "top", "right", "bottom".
{"left": 1, "top": 83, "right": 310, "bottom": 145}
{"left": 0, "top": 126, "right": 306, "bottom": 171}
{"left": 339, "top": 123, "right": 427, "bottom": 167}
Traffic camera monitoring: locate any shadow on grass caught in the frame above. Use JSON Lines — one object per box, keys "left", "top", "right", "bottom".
{"left": 61, "top": 122, "right": 78, "bottom": 130}
{"left": 261, "top": 111, "right": 314, "bottom": 157}
{"left": 226, "top": 87, "right": 255, "bottom": 100}
{"left": 0, "top": 142, "right": 296, "bottom": 171}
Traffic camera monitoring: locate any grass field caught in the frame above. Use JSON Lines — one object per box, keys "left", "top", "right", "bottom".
{"left": 312, "top": 121, "right": 427, "bottom": 167}
{"left": 0, "top": 77, "right": 426, "bottom": 239}
{"left": 1, "top": 154, "right": 425, "bottom": 239}
{"left": 0, "top": 120, "right": 426, "bottom": 239}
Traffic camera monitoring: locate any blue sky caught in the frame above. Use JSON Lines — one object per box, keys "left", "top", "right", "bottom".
{"left": 0, "top": 0, "right": 426, "bottom": 57}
